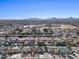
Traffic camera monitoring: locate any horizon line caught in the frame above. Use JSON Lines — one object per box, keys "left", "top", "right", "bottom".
{"left": 0, "top": 17, "right": 79, "bottom": 20}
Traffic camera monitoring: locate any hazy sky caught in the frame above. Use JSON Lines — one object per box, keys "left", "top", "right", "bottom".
{"left": 0, "top": 0, "right": 79, "bottom": 19}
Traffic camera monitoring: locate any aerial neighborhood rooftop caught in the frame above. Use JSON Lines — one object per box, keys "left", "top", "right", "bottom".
{"left": 0, "top": 22, "right": 79, "bottom": 59}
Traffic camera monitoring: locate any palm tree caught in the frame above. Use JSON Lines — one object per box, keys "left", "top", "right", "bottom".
{"left": 1, "top": 34, "right": 10, "bottom": 59}
{"left": 19, "top": 41, "right": 25, "bottom": 52}
{"left": 1, "top": 43, "right": 7, "bottom": 59}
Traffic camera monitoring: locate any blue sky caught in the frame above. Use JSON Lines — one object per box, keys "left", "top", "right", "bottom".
{"left": 0, "top": 0, "right": 79, "bottom": 19}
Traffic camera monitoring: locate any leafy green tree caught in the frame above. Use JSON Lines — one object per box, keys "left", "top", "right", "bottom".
{"left": 43, "top": 28, "right": 48, "bottom": 33}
